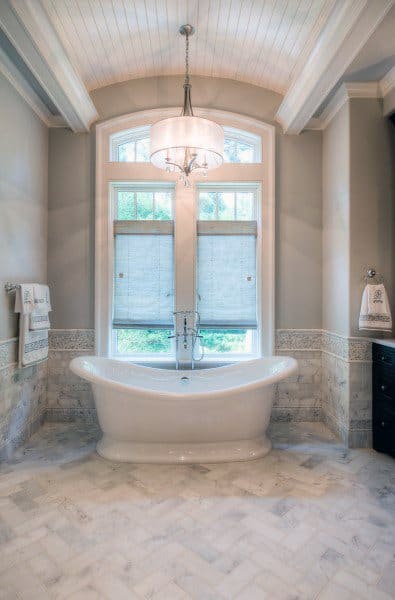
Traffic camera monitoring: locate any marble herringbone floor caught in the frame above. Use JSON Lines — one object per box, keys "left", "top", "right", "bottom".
{"left": 0, "top": 423, "right": 394, "bottom": 600}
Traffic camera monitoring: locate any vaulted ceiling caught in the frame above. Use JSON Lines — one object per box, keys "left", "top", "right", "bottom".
{"left": 41, "top": 0, "right": 335, "bottom": 94}
{"left": 0, "top": 0, "right": 394, "bottom": 133}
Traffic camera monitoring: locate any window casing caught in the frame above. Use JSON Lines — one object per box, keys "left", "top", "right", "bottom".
{"left": 96, "top": 108, "right": 275, "bottom": 363}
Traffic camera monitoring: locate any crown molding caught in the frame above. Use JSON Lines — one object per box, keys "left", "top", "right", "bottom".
{"left": 276, "top": 0, "right": 393, "bottom": 134}
{"left": 313, "top": 81, "right": 386, "bottom": 130}
{"left": 0, "top": 0, "right": 98, "bottom": 131}
{"left": 380, "top": 66, "right": 395, "bottom": 97}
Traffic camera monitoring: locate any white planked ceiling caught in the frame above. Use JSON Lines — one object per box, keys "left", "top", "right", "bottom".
{"left": 41, "top": 0, "right": 336, "bottom": 94}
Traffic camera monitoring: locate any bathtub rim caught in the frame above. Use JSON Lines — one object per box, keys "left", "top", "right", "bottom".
{"left": 69, "top": 355, "right": 298, "bottom": 400}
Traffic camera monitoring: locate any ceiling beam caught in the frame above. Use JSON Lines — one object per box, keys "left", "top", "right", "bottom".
{"left": 0, "top": 43, "right": 59, "bottom": 127}
{"left": 276, "top": 0, "right": 394, "bottom": 134}
{"left": 0, "top": 0, "right": 98, "bottom": 131}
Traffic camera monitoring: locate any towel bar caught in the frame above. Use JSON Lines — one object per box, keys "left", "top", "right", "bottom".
{"left": 4, "top": 282, "right": 21, "bottom": 293}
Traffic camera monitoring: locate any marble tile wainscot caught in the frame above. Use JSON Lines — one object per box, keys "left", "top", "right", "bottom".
{"left": 46, "top": 329, "right": 97, "bottom": 424}
{"left": 322, "top": 331, "right": 372, "bottom": 448}
{"left": 274, "top": 330, "right": 322, "bottom": 423}
{"left": 0, "top": 337, "right": 47, "bottom": 460}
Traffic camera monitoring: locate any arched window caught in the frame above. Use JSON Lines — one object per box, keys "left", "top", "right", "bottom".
{"left": 97, "top": 109, "right": 274, "bottom": 364}
{"left": 110, "top": 125, "right": 261, "bottom": 164}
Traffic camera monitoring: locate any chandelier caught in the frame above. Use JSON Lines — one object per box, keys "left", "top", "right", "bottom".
{"left": 150, "top": 25, "right": 224, "bottom": 185}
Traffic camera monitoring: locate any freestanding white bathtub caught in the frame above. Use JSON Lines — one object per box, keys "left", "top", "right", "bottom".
{"left": 69, "top": 356, "right": 298, "bottom": 464}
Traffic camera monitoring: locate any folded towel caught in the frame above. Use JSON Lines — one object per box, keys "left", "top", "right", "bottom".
{"left": 359, "top": 283, "right": 392, "bottom": 331}
{"left": 18, "top": 315, "right": 48, "bottom": 367}
{"left": 15, "top": 286, "right": 50, "bottom": 365}
{"left": 30, "top": 312, "right": 51, "bottom": 331}
{"left": 14, "top": 284, "right": 35, "bottom": 314}
{"left": 32, "top": 284, "right": 51, "bottom": 312}
{"left": 29, "top": 284, "right": 51, "bottom": 330}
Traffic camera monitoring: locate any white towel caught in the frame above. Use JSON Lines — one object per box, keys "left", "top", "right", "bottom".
{"left": 29, "top": 284, "right": 51, "bottom": 330}
{"left": 14, "top": 284, "right": 35, "bottom": 314}
{"left": 15, "top": 286, "right": 49, "bottom": 366}
{"left": 18, "top": 316, "right": 49, "bottom": 367}
{"left": 32, "top": 284, "right": 51, "bottom": 312}
{"left": 359, "top": 283, "right": 392, "bottom": 331}
{"left": 30, "top": 312, "right": 51, "bottom": 330}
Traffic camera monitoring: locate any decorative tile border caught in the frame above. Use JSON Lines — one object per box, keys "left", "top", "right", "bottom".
{"left": 322, "top": 330, "right": 372, "bottom": 362}
{"left": 47, "top": 328, "right": 372, "bottom": 359}
{"left": 46, "top": 408, "right": 99, "bottom": 425}
{"left": 275, "top": 329, "right": 322, "bottom": 351}
{"left": 49, "top": 329, "right": 95, "bottom": 351}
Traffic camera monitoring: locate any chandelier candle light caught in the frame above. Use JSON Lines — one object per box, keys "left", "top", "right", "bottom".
{"left": 150, "top": 25, "right": 224, "bottom": 185}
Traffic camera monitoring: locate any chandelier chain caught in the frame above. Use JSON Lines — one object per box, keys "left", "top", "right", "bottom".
{"left": 185, "top": 31, "right": 190, "bottom": 85}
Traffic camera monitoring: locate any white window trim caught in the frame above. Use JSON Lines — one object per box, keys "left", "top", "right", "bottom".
{"left": 95, "top": 107, "right": 275, "bottom": 359}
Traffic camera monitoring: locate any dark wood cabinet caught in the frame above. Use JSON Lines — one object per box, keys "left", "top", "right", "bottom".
{"left": 372, "top": 342, "right": 395, "bottom": 457}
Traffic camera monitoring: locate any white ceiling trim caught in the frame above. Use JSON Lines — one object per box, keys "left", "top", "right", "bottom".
{"left": 380, "top": 66, "right": 395, "bottom": 97}
{"left": 309, "top": 82, "right": 380, "bottom": 130}
{"left": 0, "top": 43, "right": 57, "bottom": 127}
{"left": 275, "top": 0, "right": 394, "bottom": 134}
{"left": 0, "top": 0, "right": 98, "bottom": 131}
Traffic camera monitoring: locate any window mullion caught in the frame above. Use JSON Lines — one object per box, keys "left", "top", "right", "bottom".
{"left": 174, "top": 185, "right": 196, "bottom": 365}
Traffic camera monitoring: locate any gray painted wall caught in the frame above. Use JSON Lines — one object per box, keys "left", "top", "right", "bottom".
{"left": 322, "top": 98, "right": 395, "bottom": 338}
{"left": 322, "top": 103, "right": 350, "bottom": 336}
{"left": 0, "top": 73, "right": 48, "bottom": 340}
{"left": 48, "top": 76, "right": 323, "bottom": 330}
{"left": 48, "top": 129, "right": 93, "bottom": 329}
{"left": 349, "top": 98, "right": 395, "bottom": 336}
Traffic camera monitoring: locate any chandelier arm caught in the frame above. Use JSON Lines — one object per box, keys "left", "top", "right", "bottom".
{"left": 186, "top": 154, "right": 198, "bottom": 174}
{"left": 164, "top": 159, "right": 184, "bottom": 173}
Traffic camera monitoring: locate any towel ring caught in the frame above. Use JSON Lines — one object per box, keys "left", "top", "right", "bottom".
{"left": 364, "top": 268, "right": 384, "bottom": 284}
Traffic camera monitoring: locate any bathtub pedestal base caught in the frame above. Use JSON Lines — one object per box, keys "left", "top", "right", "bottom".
{"left": 96, "top": 435, "right": 272, "bottom": 464}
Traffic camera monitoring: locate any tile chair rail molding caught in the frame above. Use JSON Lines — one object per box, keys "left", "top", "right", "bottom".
{"left": 46, "top": 328, "right": 374, "bottom": 448}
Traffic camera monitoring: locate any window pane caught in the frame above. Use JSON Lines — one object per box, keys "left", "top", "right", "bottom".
{"left": 237, "top": 143, "right": 254, "bottom": 163}
{"left": 136, "top": 192, "right": 154, "bottom": 219}
{"left": 217, "top": 192, "right": 235, "bottom": 220}
{"left": 117, "top": 191, "right": 135, "bottom": 219}
{"left": 135, "top": 138, "right": 150, "bottom": 161}
{"left": 223, "top": 139, "right": 255, "bottom": 163}
{"left": 200, "top": 329, "right": 253, "bottom": 354}
{"left": 116, "top": 329, "right": 172, "bottom": 354}
{"left": 223, "top": 139, "right": 238, "bottom": 163}
{"left": 199, "top": 192, "right": 217, "bottom": 220}
{"left": 236, "top": 192, "right": 254, "bottom": 220}
{"left": 154, "top": 192, "right": 172, "bottom": 220}
{"left": 118, "top": 141, "right": 135, "bottom": 162}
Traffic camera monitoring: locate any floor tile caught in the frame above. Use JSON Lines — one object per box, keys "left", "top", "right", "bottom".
{"left": 0, "top": 422, "right": 394, "bottom": 600}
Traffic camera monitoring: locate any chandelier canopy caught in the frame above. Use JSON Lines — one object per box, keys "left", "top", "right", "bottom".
{"left": 150, "top": 25, "right": 224, "bottom": 184}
